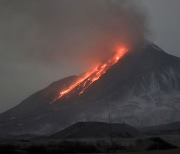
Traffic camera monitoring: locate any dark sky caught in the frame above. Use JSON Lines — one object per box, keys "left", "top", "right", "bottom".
{"left": 0, "top": 0, "right": 180, "bottom": 113}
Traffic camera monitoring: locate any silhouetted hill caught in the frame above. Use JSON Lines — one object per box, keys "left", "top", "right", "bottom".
{"left": 50, "top": 122, "right": 143, "bottom": 139}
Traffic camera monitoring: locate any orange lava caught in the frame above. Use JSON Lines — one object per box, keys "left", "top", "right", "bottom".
{"left": 52, "top": 47, "right": 127, "bottom": 103}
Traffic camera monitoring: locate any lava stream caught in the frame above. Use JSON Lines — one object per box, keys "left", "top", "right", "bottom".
{"left": 52, "top": 47, "right": 127, "bottom": 103}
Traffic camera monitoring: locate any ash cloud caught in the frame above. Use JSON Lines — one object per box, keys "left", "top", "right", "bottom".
{"left": 0, "top": 0, "right": 148, "bottom": 67}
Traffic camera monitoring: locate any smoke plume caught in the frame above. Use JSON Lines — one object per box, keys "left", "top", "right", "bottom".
{"left": 47, "top": 0, "right": 148, "bottom": 66}
{"left": 0, "top": 0, "right": 148, "bottom": 69}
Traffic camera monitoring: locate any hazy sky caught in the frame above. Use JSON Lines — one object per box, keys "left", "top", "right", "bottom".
{"left": 0, "top": 0, "right": 180, "bottom": 113}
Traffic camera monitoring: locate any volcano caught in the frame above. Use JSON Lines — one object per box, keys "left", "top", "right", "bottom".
{"left": 0, "top": 42, "right": 180, "bottom": 135}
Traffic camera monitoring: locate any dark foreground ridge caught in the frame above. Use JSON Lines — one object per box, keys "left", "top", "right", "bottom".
{"left": 50, "top": 122, "right": 143, "bottom": 139}
{"left": 0, "top": 122, "right": 179, "bottom": 153}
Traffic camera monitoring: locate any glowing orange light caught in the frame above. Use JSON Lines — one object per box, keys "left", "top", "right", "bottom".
{"left": 52, "top": 47, "right": 128, "bottom": 103}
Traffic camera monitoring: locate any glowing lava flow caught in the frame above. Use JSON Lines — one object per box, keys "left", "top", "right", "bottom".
{"left": 52, "top": 48, "right": 127, "bottom": 103}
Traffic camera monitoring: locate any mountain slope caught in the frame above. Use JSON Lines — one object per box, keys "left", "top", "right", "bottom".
{"left": 140, "top": 121, "right": 180, "bottom": 135}
{"left": 0, "top": 42, "right": 180, "bottom": 135}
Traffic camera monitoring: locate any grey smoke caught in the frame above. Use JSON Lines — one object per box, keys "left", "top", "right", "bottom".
{"left": 0, "top": 0, "right": 148, "bottom": 66}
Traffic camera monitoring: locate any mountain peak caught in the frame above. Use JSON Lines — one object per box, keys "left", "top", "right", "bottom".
{"left": 0, "top": 43, "right": 180, "bottom": 135}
